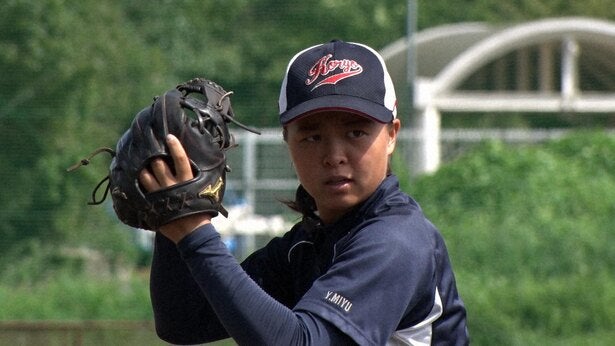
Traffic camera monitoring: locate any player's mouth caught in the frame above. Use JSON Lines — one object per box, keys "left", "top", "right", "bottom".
{"left": 324, "top": 176, "right": 353, "bottom": 191}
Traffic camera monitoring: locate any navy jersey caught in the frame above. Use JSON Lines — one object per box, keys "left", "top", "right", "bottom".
{"left": 150, "top": 175, "right": 468, "bottom": 345}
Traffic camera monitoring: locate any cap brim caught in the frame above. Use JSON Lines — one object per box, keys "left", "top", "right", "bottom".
{"left": 279, "top": 95, "right": 394, "bottom": 125}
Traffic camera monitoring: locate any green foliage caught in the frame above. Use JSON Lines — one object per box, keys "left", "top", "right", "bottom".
{"left": 0, "top": 267, "right": 152, "bottom": 320}
{"left": 404, "top": 131, "right": 615, "bottom": 344}
{"left": 0, "top": 0, "right": 413, "bottom": 264}
{"left": 0, "top": 0, "right": 170, "bottom": 258}
{"left": 1, "top": 0, "right": 613, "bottom": 264}
{"left": 0, "top": 238, "right": 139, "bottom": 287}
{"left": 121, "top": 0, "right": 409, "bottom": 127}
{"left": 459, "top": 272, "right": 615, "bottom": 345}
{"left": 418, "top": 0, "right": 615, "bottom": 28}
{"left": 0, "top": 238, "right": 152, "bottom": 322}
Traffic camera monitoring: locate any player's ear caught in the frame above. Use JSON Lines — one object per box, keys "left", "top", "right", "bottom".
{"left": 282, "top": 127, "right": 289, "bottom": 142}
{"left": 386, "top": 119, "right": 400, "bottom": 155}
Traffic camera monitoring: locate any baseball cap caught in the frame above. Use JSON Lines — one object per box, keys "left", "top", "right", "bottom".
{"left": 278, "top": 40, "right": 397, "bottom": 125}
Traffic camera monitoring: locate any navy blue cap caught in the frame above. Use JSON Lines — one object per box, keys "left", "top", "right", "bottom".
{"left": 278, "top": 40, "right": 397, "bottom": 125}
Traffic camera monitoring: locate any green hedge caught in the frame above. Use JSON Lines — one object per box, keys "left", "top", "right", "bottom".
{"left": 407, "top": 131, "right": 615, "bottom": 345}
{"left": 0, "top": 270, "right": 151, "bottom": 321}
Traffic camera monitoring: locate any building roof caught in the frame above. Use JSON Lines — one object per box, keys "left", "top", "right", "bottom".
{"left": 381, "top": 17, "right": 615, "bottom": 115}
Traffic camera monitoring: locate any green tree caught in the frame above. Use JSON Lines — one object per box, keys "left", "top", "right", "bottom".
{"left": 0, "top": 0, "right": 171, "bottom": 261}
{"left": 418, "top": 0, "right": 615, "bottom": 28}
{"left": 121, "top": 0, "right": 409, "bottom": 127}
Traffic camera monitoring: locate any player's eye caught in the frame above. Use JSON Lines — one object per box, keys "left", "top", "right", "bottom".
{"left": 347, "top": 130, "right": 367, "bottom": 139}
{"left": 303, "top": 134, "right": 320, "bottom": 142}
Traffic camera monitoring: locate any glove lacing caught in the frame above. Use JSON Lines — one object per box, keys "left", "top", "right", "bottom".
{"left": 66, "top": 147, "right": 116, "bottom": 205}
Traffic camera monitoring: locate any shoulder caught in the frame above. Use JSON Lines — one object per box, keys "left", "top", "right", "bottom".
{"left": 351, "top": 185, "right": 439, "bottom": 249}
{"left": 340, "top": 213, "right": 437, "bottom": 266}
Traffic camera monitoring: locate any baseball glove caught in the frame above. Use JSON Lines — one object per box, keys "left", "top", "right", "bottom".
{"left": 68, "top": 78, "right": 260, "bottom": 230}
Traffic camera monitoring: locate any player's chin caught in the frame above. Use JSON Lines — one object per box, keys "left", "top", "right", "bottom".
{"left": 320, "top": 193, "right": 363, "bottom": 212}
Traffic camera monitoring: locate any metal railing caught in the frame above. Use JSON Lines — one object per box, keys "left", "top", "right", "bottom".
{"left": 226, "top": 128, "right": 576, "bottom": 216}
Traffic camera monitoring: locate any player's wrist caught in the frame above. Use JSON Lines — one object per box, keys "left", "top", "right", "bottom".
{"left": 160, "top": 213, "right": 213, "bottom": 244}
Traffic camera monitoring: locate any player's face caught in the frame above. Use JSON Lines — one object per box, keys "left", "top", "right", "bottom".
{"left": 285, "top": 111, "right": 400, "bottom": 224}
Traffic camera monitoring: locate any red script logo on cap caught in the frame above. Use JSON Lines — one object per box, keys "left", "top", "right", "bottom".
{"left": 306, "top": 54, "right": 363, "bottom": 91}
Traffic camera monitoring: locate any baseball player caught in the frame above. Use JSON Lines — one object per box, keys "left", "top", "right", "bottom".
{"left": 141, "top": 40, "right": 469, "bottom": 345}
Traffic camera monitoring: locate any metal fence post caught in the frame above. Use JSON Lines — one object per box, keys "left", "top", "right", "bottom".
{"left": 243, "top": 132, "right": 258, "bottom": 210}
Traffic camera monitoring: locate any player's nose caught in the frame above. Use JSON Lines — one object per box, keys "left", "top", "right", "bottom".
{"left": 322, "top": 139, "right": 348, "bottom": 167}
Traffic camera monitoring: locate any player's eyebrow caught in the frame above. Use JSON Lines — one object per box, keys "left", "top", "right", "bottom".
{"left": 342, "top": 117, "right": 373, "bottom": 126}
{"left": 295, "top": 121, "right": 321, "bottom": 132}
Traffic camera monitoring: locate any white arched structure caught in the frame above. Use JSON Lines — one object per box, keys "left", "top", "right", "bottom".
{"left": 381, "top": 17, "right": 615, "bottom": 174}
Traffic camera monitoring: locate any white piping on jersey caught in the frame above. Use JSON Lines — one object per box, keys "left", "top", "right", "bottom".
{"left": 286, "top": 238, "right": 340, "bottom": 266}
{"left": 287, "top": 241, "right": 314, "bottom": 263}
{"left": 387, "top": 287, "right": 444, "bottom": 346}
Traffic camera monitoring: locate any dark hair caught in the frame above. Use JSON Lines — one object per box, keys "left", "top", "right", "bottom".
{"left": 281, "top": 185, "right": 316, "bottom": 217}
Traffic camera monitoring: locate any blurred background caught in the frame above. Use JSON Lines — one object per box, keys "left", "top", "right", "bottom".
{"left": 1, "top": 1, "right": 614, "bottom": 345}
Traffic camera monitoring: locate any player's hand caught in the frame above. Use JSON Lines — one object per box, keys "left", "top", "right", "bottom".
{"left": 139, "top": 134, "right": 193, "bottom": 191}
{"left": 139, "top": 134, "right": 212, "bottom": 242}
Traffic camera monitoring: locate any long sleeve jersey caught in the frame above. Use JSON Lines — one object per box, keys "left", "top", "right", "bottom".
{"left": 150, "top": 175, "right": 469, "bottom": 345}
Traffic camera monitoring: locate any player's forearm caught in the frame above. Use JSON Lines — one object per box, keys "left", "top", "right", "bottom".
{"left": 176, "top": 224, "right": 351, "bottom": 345}
{"left": 150, "top": 233, "right": 229, "bottom": 344}
{"left": 175, "top": 224, "right": 295, "bottom": 344}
